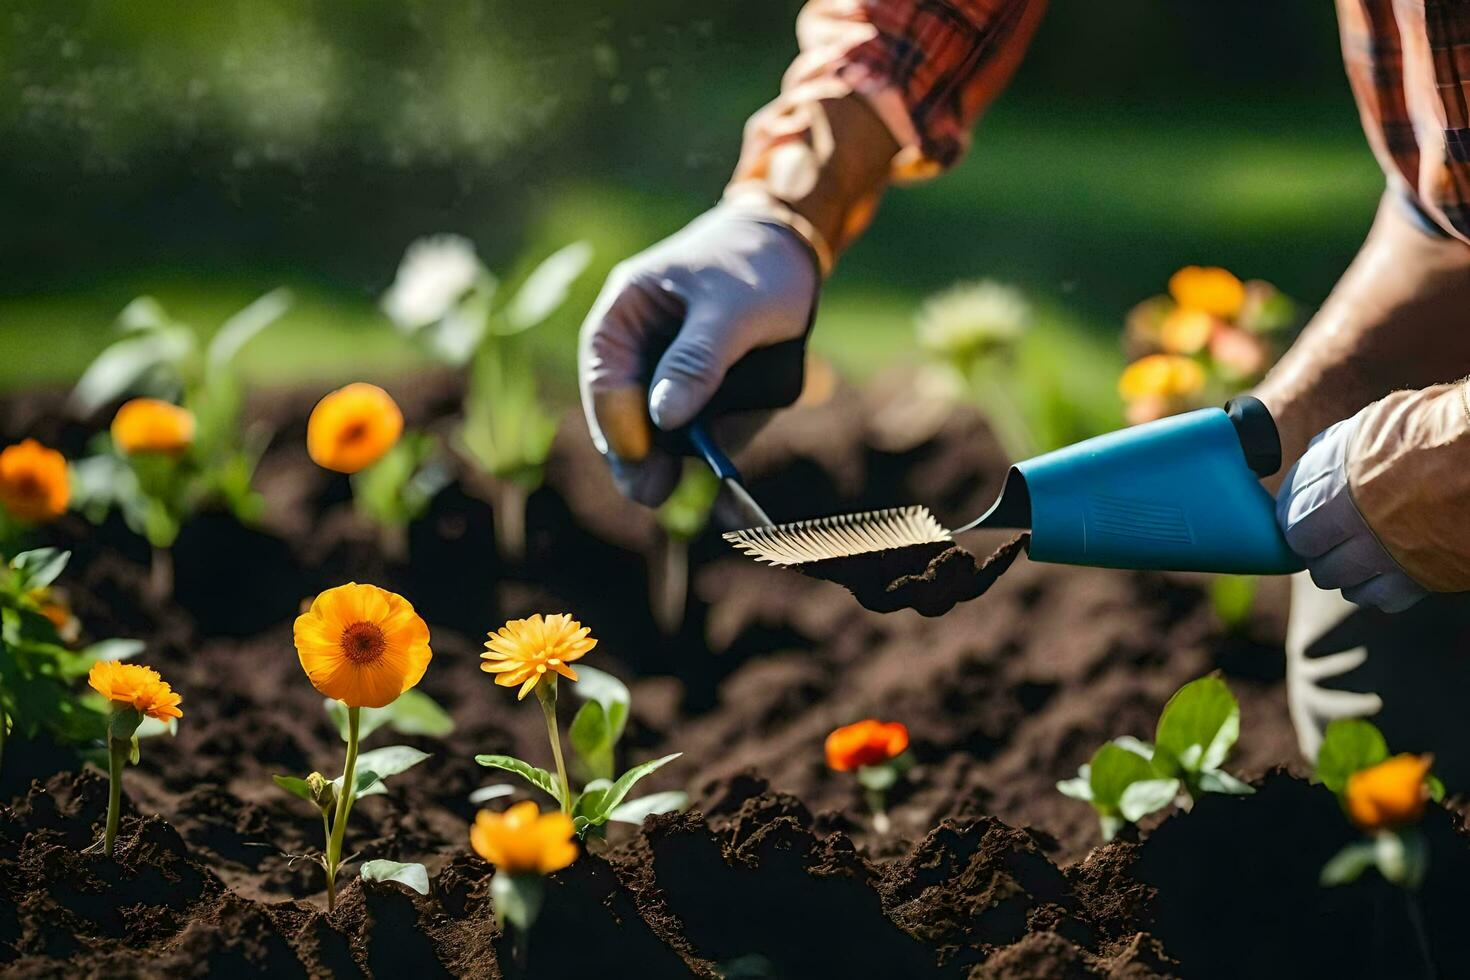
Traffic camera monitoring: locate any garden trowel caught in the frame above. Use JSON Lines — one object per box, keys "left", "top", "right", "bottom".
{"left": 724, "top": 396, "right": 1304, "bottom": 577}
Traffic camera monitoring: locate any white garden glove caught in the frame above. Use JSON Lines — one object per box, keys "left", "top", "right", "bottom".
{"left": 578, "top": 204, "right": 820, "bottom": 506}
{"left": 1275, "top": 410, "right": 1430, "bottom": 614}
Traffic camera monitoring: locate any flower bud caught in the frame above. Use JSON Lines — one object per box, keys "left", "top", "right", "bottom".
{"left": 307, "top": 772, "right": 337, "bottom": 813}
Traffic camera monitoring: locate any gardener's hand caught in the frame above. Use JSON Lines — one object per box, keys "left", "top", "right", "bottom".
{"left": 1275, "top": 382, "right": 1470, "bottom": 612}
{"left": 578, "top": 204, "right": 820, "bottom": 506}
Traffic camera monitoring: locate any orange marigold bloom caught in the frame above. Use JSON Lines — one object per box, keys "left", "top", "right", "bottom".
{"left": 294, "top": 583, "right": 432, "bottom": 708}
{"left": 482, "top": 613, "right": 596, "bottom": 701}
{"left": 111, "top": 399, "right": 195, "bottom": 456}
{"left": 1117, "top": 354, "right": 1206, "bottom": 403}
{"left": 307, "top": 383, "right": 403, "bottom": 474}
{"left": 0, "top": 439, "right": 70, "bottom": 523}
{"left": 1346, "top": 754, "right": 1433, "bottom": 832}
{"left": 1159, "top": 308, "right": 1216, "bottom": 355}
{"left": 825, "top": 719, "right": 909, "bottom": 772}
{"left": 88, "top": 661, "right": 183, "bottom": 722}
{"left": 1168, "top": 266, "right": 1246, "bottom": 319}
{"left": 470, "top": 801, "right": 578, "bottom": 875}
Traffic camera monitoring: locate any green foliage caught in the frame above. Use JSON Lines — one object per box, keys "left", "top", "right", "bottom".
{"left": 326, "top": 689, "right": 455, "bottom": 744}
{"left": 656, "top": 465, "right": 721, "bottom": 542}
{"left": 337, "top": 745, "right": 431, "bottom": 798}
{"left": 1056, "top": 674, "right": 1253, "bottom": 841}
{"left": 348, "top": 430, "right": 452, "bottom": 529}
{"left": 0, "top": 549, "right": 148, "bottom": 760}
{"left": 69, "top": 290, "right": 289, "bottom": 546}
{"left": 477, "top": 665, "right": 689, "bottom": 836}
{"left": 1314, "top": 718, "right": 1389, "bottom": 798}
{"left": 491, "top": 871, "right": 545, "bottom": 933}
{"left": 360, "top": 859, "right": 430, "bottom": 895}
{"left": 1209, "top": 574, "right": 1257, "bottom": 631}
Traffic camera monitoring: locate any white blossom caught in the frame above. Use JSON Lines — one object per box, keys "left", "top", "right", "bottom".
{"left": 381, "top": 234, "right": 483, "bottom": 330}
{"left": 915, "top": 280, "right": 1030, "bottom": 361}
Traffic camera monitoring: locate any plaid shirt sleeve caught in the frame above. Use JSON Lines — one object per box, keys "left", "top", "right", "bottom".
{"left": 733, "top": 0, "right": 1047, "bottom": 185}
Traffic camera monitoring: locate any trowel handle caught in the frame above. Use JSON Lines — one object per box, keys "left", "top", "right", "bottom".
{"left": 646, "top": 336, "right": 808, "bottom": 458}
{"left": 1224, "top": 396, "right": 1283, "bottom": 478}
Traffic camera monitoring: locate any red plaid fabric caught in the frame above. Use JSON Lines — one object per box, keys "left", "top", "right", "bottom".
{"left": 1338, "top": 0, "right": 1470, "bottom": 242}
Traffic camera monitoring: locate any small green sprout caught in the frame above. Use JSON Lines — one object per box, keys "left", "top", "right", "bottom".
{"left": 651, "top": 464, "right": 720, "bottom": 633}
{"left": 1058, "top": 674, "right": 1254, "bottom": 840}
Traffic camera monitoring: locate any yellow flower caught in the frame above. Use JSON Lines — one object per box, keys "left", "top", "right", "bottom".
{"left": 470, "top": 801, "right": 578, "bottom": 875}
{"left": 0, "top": 439, "right": 70, "bottom": 524}
{"left": 87, "top": 661, "right": 183, "bottom": 722}
{"left": 294, "top": 583, "right": 432, "bottom": 708}
{"left": 111, "top": 398, "right": 196, "bottom": 456}
{"left": 307, "top": 383, "right": 403, "bottom": 474}
{"left": 1159, "top": 308, "right": 1216, "bottom": 355}
{"left": 1168, "top": 266, "right": 1246, "bottom": 319}
{"left": 1118, "top": 354, "right": 1206, "bottom": 402}
{"left": 481, "top": 613, "right": 596, "bottom": 700}
{"left": 1346, "top": 754, "right": 1433, "bottom": 832}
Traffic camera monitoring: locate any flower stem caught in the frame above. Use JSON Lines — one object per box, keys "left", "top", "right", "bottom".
{"left": 0, "top": 708, "right": 8, "bottom": 775}
{"left": 104, "top": 737, "right": 127, "bottom": 857}
{"left": 325, "top": 705, "right": 361, "bottom": 911}
{"left": 1404, "top": 890, "right": 1437, "bottom": 980}
{"left": 536, "top": 681, "right": 572, "bottom": 814}
{"left": 865, "top": 788, "right": 891, "bottom": 835}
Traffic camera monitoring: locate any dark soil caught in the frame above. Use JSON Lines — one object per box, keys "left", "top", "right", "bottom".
{"left": 2, "top": 374, "right": 1465, "bottom": 978}
{"left": 802, "top": 533, "right": 1030, "bottom": 617}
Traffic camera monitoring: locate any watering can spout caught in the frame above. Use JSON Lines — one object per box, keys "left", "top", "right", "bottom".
{"left": 965, "top": 397, "right": 1304, "bottom": 575}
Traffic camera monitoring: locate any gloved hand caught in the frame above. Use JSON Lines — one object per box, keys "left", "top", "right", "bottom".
{"left": 1275, "top": 381, "right": 1470, "bottom": 612}
{"left": 578, "top": 204, "right": 820, "bottom": 506}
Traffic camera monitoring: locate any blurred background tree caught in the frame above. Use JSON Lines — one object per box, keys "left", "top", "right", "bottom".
{"left": 0, "top": 0, "right": 1380, "bottom": 406}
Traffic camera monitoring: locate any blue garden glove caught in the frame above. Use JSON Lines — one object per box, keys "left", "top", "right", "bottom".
{"left": 578, "top": 204, "right": 820, "bottom": 506}
{"left": 1275, "top": 407, "right": 1431, "bottom": 614}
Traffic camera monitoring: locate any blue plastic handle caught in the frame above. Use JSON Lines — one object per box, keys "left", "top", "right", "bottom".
{"left": 1015, "top": 407, "right": 1303, "bottom": 574}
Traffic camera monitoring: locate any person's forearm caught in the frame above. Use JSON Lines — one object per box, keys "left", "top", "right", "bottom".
{"left": 1255, "top": 194, "right": 1470, "bottom": 490}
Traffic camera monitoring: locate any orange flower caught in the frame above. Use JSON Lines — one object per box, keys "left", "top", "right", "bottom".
{"left": 111, "top": 399, "right": 195, "bottom": 456}
{"left": 0, "top": 439, "right": 69, "bottom": 523}
{"left": 1159, "top": 308, "right": 1216, "bottom": 355}
{"left": 294, "top": 583, "right": 432, "bottom": 708}
{"left": 1118, "top": 354, "right": 1206, "bottom": 403}
{"left": 1168, "top": 266, "right": 1246, "bottom": 319}
{"left": 1346, "top": 754, "right": 1433, "bottom": 832}
{"left": 307, "top": 383, "right": 403, "bottom": 474}
{"left": 825, "top": 719, "right": 909, "bottom": 772}
{"left": 470, "top": 801, "right": 578, "bottom": 875}
{"left": 87, "top": 661, "right": 183, "bottom": 722}
{"left": 482, "top": 613, "right": 596, "bottom": 700}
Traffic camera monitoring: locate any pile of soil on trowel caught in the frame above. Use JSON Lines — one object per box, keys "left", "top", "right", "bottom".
{"left": 799, "top": 533, "right": 1030, "bottom": 616}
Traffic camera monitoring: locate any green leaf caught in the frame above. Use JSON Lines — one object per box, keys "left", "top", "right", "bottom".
{"left": 502, "top": 241, "right": 593, "bottom": 333}
{"left": 71, "top": 330, "right": 190, "bottom": 413}
{"left": 355, "top": 745, "right": 430, "bottom": 782}
{"left": 475, "top": 754, "right": 564, "bottom": 807}
{"left": 1320, "top": 841, "right": 1377, "bottom": 887}
{"left": 274, "top": 775, "right": 315, "bottom": 803}
{"left": 1210, "top": 574, "right": 1257, "bottom": 630}
{"left": 608, "top": 791, "right": 689, "bottom": 825}
{"left": 573, "top": 779, "right": 614, "bottom": 822}
{"left": 469, "top": 784, "right": 517, "bottom": 804}
{"left": 207, "top": 288, "right": 291, "bottom": 372}
{"left": 1154, "top": 675, "right": 1240, "bottom": 775}
{"left": 1315, "top": 718, "right": 1389, "bottom": 797}
{"left": 1196, "top": 768, "right": 1255, "bottom": 795}
{"left": 491, "top": 872, "right": 545, "bottom": 932}
{"left": 10, "top": 549, "right": 70, "bottom": 591}
{"left": 569, "top": 665, "right": 630, "bottom": 745}
{"left": 1428, "top": 774, "right": 1446, "bottom": 803}
{"left": 1088, "top": 742, "right": 1158, "bottom": 810}
{"left": 1377, "top": 828, "right": 1428, "bottom": 890}
{"left": 330, "top": 690, "right": 455, "bottom": 742}
{"left": 1118, "top": 778, "right": 1181, "bottom": 822}
{"left": 360, "top": 859, "right": 430, "bottom": 896}
{"left": 80, "top": 638, "right": 145, "bottom": 664}
{"left": 1056, "top": 768, "right": 1094, "bottom": 802}
{"left": 856, "top": 764, "right": 899, "bottom": 792}
{"left": 1099, "top": 814, "right": 1125, "bottom": 842}
{"left": 656, "top": 464, "right": 721, "bottom": 540}
{"left": 569, "top": 700, "right": 614, "bottom": 783}
{"left": 590, "top": 753, "right": 680, "bottom": 824}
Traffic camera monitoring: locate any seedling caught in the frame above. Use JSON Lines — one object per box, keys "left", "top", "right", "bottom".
{"left": 1315, "top": 718, "right": 1443, "bottom": 890}
{"left": 475, "top": 617, "right": 684, "bottom": 838}
{"left": 277, "top": 583, "right": 434, "bottom": 909}
{"left": 651, "top": 464, "right": 720, "bottom": 633}
{"left": 1120, "top": 267, "right": 1294, "bottom": 424}
{"left": 1058, "top": 674, "right": 1254, "bottom": 840}
{"left": 0, "top": 548, "right": 146, "bottom": 773}
{"left": 382, "top": 235, "right": 593, "bottom": 561}
{"left": 825, "top": 719, "right": 911, "bottom": 833}
{"left": 306, "top": 382, "right": 450, "bottom": 540}
{"left": 86, "top": 661, "right": 182, "bottom": 856}
{"left": 471, "top": 800, "right": 578, "bottom": 970}
{"left": 70, "top": 291, "right": 290, "bottom": 594}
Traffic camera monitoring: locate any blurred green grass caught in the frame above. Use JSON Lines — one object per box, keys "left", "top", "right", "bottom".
{"left": 0, "top": 102, "right": 1383, "bottom": 414}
